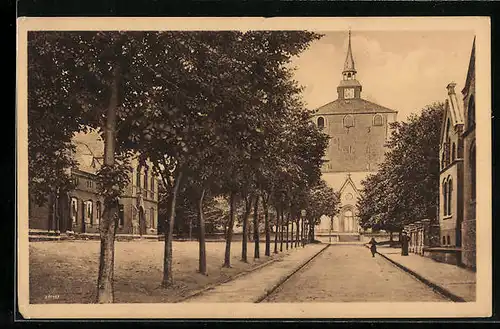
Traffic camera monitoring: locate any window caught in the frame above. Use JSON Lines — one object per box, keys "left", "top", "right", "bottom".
{"left": 443, "top": 181, "right": 448, "bottom": 216}
{"left": 373, "top": 114, "right": 383, "bottom": 126}
{"left": 118, "top": 204, "right": 124, "bottom": 226}
{"left": 441, "top": 151, "right": 446, "bottom": 169}
{"left": 470, "top": 144, "right": 476, "bottom": 200}
{"left": 136, "top": 166, "right": 141, "bottom": 188}
{"left": 150, "top": 207, "right": 155, "bottom": 229}
{"left": 71, "top": 197, "right": 78, "bottom": 224}
{"left": 144, "top": 167, "right": 148, "bottom": 191}
{"left": 151, "top": 176, "right": 155, "bottom": 194}
{"left": 343, "top": 115, "right": 354, "bottom": 128}
{"left": 95, "top": 201, "right": 101, "bottom": 225}
{"left": 317, "top": 117, "right": 325, "bottom": 129}
{"left": 468, "top": 95, "right": 475, "bottom": 130}
{"left": 452, "top": 143, "right": 456, "bottom": 161}
{"left": 447, "top": 235, "right": 451, "bottom": 245}
{"left": 84, "top": 200, "right": 93, "bottom": 225}
{"left": 447, "top": 179, "right": 453, "bottom": 216}
{"left": 344, "top": 209, "right": 354, "bottom": 232}
{"left": 442, "top": 236, "right": 446, "bottom": 245}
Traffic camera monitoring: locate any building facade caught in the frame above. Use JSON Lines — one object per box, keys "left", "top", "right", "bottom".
{"left": 313, "top": 31, "right": 397, "bottom": 237}
{"left": 29, "top": 131, "right": 159, "bottom": 235}
{"left": 438, "top": 82, "right": 465, "bottom": 250}
{"left": 461, "top": 38, "right": 476, "bottom": 269}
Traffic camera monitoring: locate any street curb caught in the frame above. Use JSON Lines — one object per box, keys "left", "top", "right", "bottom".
{"left": 376, "top": 249, "right": 466, "bottom": 303}
{"left": 174, "top": 247, "right": 299, "bottom": 303}
{"left": 254, "top": 243, "right": 331, "bottom": 303}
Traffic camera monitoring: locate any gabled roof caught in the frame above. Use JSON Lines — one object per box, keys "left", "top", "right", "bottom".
{"left": 440, "top": 82, "right": 464, "bottom": 144}
{"left": 314, "top": 98, "right": 397, "bottom": 116}
{"left": 322, "top": 171, "right": 375, "bottom": 193}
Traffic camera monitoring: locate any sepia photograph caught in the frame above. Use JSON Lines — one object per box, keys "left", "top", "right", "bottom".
{"left": 16, "top": 17, "right": 491, "bottom": 318}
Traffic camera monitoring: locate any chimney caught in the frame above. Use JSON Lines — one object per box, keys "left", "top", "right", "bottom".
{"left": 446, "top": 82, "right": 457, "bottom": 95}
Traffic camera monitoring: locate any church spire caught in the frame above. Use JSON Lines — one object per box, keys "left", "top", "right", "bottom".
{"left": 343, "top": 30, "right": 356, "bottom": 75}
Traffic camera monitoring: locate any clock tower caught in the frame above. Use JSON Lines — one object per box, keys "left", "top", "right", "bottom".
{"left": 337, "top": 30, "right": 362, "bottom": 100}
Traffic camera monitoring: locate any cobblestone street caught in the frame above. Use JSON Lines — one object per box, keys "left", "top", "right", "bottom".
{"left": 263, "top": 245, "right": 448, "bottom": 302}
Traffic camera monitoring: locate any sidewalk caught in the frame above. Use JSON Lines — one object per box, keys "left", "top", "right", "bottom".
{"left": 376, "top": 246, "right": 476, "bottom": 302}
{"left": 182, "top": 244, "right": 328, "bottom": 303}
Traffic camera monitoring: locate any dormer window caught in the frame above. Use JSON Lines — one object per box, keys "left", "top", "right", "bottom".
{"left": 343, "top": 115, "right": 354, "bottom": 128}
{"left": 373, "top": 114, "right": 383, "bottom": 126}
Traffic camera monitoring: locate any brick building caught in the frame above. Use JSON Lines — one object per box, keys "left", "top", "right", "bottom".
{"left": 313, "top": 31, "right": 397, "bottom": 238}
{"left": 437, "top": 37, "right": 476, "bottom": 269}
{"left": 29, "top": 131, "right": 159, "bottom": 236}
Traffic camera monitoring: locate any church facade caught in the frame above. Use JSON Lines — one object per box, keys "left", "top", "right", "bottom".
{"left": 313, "top": 31, "right": 397, "bottom": 238}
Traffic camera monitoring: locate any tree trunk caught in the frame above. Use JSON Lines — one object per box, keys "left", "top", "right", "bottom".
{"left": 162, "top": 170, "right": 183, "bottom": 287}
{"left": 241, "top": 194, "right": 252, "bottom": 263}
{"left": 280, "top": 207, "right": 285, "bottom": 252}
{"left": 189, "top": 213, "right": 194, "bottom": 241}
{"left": 198, "top": 188, "right": 207, "bottom": 275}
{"left": 273, "top": 208, "right": 279, "bottom": 254}
{"left": 390, "top": 231, "right": 394, "bottom": 242}
{"left": 253, "top": 194, "right": 260, "bottom": 259}
{"left": 295, "top": 219, "right": 300, "bottom": 248}
{"left": 97, "top": 64, "right": 120, "bottom": 303}
{"left": 301, "top": 218, "right": 305, "bottom": 247}
{"left": 285, "top": 213, "right": 289, "bottom": 250}
{"left": 223, "top": 192, "right": 236, "bottom": 267}
{"left": 290, "top": 217, "right": 294, "bottom": 249}
{"left": 263, "top": 196, "right": 271, "bottom": 256}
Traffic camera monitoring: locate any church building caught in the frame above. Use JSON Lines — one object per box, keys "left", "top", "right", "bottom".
{"left": 313, "top": 31, "right": 398, "bottom": 241}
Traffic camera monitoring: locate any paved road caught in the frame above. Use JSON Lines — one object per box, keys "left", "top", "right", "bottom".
{"left": 263, "top": 244, "right": 447, "bottom": 302}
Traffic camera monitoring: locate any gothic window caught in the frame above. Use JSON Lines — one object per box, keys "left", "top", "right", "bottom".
{"left": 447, "top": 178, "right": 453, "bottom": 216}
{"left": 317, "top": 116, "right": 325, "bottom": 129}
{"left": 468, "top": 95, "right": 475, "bottom": 130}
{"left": 71, "top": 197, "right": 78, "bottom": 224}
{"left": 373, "top": 114, "right": 383, "bottom": 126}
{"left": 447, "top": 235, "right": 451, "bottom": 245}
{"left": 442, "top": 181, "right": 448, "bottom": 216}
{"left": 136, "top": 166, "right": 141, "bottom": 188}
{"left": 442, "top": 236, "right": 446, "bottom": 245}
{"left": 470, "top": 143, "right": 476, "bottom": 201}
{"left": 151, "top": 176, "right": 155, "bottom": 194}
{"left": 150, "top": 207, "right": 155, "bottom": 229}
{"left": 144, "top": 167, "right": 148, "bottom": 191}
{"left": 452, "top": 142, "right": 456, "bottom": 161}
{"left": 343, "top": 115, "right": 354, "bottom": 128}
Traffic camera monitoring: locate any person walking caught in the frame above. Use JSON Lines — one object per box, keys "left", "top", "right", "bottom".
{"left": 401, "top": 231, "right": 410, "bottom": 256}
{"left": 368, "top": 237, "right": 377, "bottom": 257}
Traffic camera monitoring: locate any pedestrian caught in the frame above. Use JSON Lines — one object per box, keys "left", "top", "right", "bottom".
{"left": 368, "top": 237, "right": 377, "bottom": 257}
{"left": 401, "top": 231, "right": 410, "bottom": 256}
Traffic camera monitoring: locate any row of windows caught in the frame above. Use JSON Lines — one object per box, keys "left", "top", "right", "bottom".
{"left": 136, "top": 166, "right": 156, "bottom": 197}
{"left": 316, "top": 114, "right": 383, "bottom": 129}
{"left": 442, "top": 235, "right": 451, "bottom": 246}
{"left": 70, "top": 198, "right": 103, "bottom": 226}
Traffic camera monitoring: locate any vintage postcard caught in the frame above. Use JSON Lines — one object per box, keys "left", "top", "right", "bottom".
{"left": 17, "top": 17, "right": 491, "bottom": 319}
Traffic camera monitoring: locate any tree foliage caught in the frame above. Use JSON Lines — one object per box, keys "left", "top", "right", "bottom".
{"left": 358, "top": 103, "right": 444, "bottom": 231}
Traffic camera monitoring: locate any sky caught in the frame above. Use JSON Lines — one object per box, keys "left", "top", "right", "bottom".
{"left": 291, "top": 30, "right": 475, "bottom": 121}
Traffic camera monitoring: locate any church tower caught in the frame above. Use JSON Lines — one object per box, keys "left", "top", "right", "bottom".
{"left": 337, "top": 30, "right": 363, "bottom": 100}
{"left": 312, "top": 30, "right": 398, "bottom": 240}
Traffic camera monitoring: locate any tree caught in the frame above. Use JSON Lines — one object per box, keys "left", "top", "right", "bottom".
{"left": 304, "top": 180, "right": 341, "bottom": 242}
{"left": 358, "top": 103, "right": 444, "bottom": 232}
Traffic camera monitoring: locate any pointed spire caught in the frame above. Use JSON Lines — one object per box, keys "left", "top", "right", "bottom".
{"left": 343, "top": 29, "right": 356, "bottom": 73}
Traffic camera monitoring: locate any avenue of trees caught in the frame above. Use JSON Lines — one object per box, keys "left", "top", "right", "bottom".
{"left": 28, "top": 31, "right": 340, "bottom": 303}
{"left": 357, "top": 103, "right": 444, "bottom": 236}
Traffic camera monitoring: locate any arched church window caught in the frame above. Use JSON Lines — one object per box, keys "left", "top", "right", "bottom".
{"left": 442, "top": 181, "right": 448, "bottom": 216}
{"left": 317, "top": 116, "right": 325, "bottom": 129}
{"left": 452, "top": 142, "right": 456, "bottom": 161}
{"left": 447, "top": 178, "right": 453, "bottom": 216}
{"left": 468, "top": 95, "right": 475, "bottom": 130}
{"left": 373, "top": 114, "right": 383, "bottom": 126}
{"left": 343, "top": 115, "right": 354, "bottom": 128}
